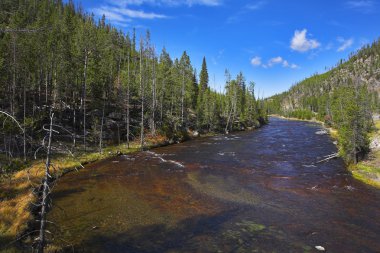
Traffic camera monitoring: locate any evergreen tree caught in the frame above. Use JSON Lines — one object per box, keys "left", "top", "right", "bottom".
{"left": 199, "top": 57, "right": 209, "bottom": 92}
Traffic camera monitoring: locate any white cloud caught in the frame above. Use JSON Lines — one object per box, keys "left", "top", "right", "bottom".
{"left": 93, "top": 8, "right": 132, "bottom": 23}
{"left": 251, "top": 56, "right": 262, "bottom": 66}
{"left": 290, "top": 29, "right": 321, "bottom": 52}
{"left": 251, "top": 56, "right": 299, "bottom": 69}
{"left": 346, "top": 0, "right": 374, "bottom": 8}
{"left": 93, "top": 5, "right": 168, "bottom": 25}
{"left": 246, "top": 1, "right": 267, "bottom": 10}
{"left": 95, "top": 0, "right": 221, "bottom": 26}
{"left": 110, "top": 0, "right": 222, "bottom": 7}
{"left": 346, "top": 1, "right": 376, "bottom": 13}
{"left": 268, "top": 56, "right": 283, "bottom": 67}
{"left": 337, "top": 37, "right": 354, "bottom": 52}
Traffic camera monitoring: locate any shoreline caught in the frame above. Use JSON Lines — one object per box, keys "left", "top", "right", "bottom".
{"left": 270, "top": 115, "right": 380, "bottom": 189}
{"left": 0, "top": 125, "right": 264, "bottom": 251}
{"left": 269, "top": 114, "right": 339, "bottom": 140}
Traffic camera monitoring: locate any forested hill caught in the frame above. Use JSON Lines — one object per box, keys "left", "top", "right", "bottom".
{"left": 266, "top": 38, "right": 380, "bottom": 163}
{"left": 0, "top": 0, "right": 266, "bottom": 159}
{"left": 266, "top": 38, "right": 380, "bottom": 118}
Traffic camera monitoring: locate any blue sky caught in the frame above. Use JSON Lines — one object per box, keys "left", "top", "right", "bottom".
{"left": 70, "top": 0, "right": 380, "bottom": 97}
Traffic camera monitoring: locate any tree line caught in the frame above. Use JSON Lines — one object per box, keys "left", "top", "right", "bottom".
{"left": 0, "top": 0, "right": 267, "bottom": 165}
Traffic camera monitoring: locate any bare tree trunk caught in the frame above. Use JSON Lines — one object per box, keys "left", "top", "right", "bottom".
{"left": 45, "top": 68, "right": 48, "bottom": 105}
{"left": 139, "top": 40, "right": 144, "bottom": 151}
{"left": 181, "top": 69, "right": 185, "bottom": 127}
{"left": 160, "top": 79, "right": 165, "bottom": 125}
{"left": 11, "top": 34, "right": 16, "bottom": 115}
{"left": 126, "top": 52, "right": 130, "bottom": 148}
{"left": 83, "top": 49, "right": 88, "bottom": 152}
{"left": 151, "top": 53, "right": 156, "bottom": 136}
{"left": 99, "top": 98, "right": 105, "bottom": 154}
{"left": 23, "top": 79, "right": 26, "bottom": 161}
{"left": 225, "top": 103, "right": 233, "bottom": 134}
{"left": 73, "top": 90, "right": 76, "bottom": 148}
{"left": 37, "top": 111, "right": 54, "bottom": 253}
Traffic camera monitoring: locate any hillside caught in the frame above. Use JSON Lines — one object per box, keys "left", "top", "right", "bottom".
{"left": 267, "top": 38, "right": 380, "bottom": 118}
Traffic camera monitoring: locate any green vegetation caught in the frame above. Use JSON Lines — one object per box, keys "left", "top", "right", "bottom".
{"left": 266, "top": 38, "right": 380, "bottom": 165}
{"left": 0, "top": 0, "right": 267, "bottom": 249}
{"left": 0, "top": 0, "right": 266, "bottom": 163}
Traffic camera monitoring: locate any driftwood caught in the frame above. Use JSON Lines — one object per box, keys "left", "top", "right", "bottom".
{"left": 316, "top": 153, "right": 339, "bottom": 163}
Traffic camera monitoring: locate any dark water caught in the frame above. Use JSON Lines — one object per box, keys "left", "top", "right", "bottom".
{"left": 48, "top": 118, "right": 380, "bottom": 252}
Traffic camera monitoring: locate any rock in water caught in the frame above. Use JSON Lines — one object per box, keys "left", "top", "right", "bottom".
{"left": 315, "top": 245, "right": 325, "bottom": 251}
{"left": 315, "top": 130, "right": 328, "bottom": 135}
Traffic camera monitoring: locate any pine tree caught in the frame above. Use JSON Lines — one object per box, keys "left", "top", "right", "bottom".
{"left": 199, "top": 57, "right": 209, "bottom": 92}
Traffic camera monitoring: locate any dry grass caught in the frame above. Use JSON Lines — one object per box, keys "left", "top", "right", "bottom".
{"left": 0, "top": 134, "right": 169, "bottom": 246}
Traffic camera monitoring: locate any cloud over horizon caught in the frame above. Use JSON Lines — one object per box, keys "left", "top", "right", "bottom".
{"left": 290, "top": 29, "right": 321, "bottom": 52}
{"left": 337, "top": 37, "right": 354, "bottom": 52}
{"left": 251, "top": 56, "right": 299, "bottom": 69}
{"left": 110, "top": 0, "right": 222, "bottom": 7}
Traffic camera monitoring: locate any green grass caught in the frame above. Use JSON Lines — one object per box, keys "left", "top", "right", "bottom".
{"left": 353, "top": 163, "right": 380, "bottom": 188}
{"left": 0, "top": 135, "right": 170, "bottom": 248}
{"left": 353, "top": 119, "right": 380, "bottom": 188}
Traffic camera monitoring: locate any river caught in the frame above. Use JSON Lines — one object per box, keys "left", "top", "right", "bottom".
{"left": 47, "top": 117, "right": 380, "bottom": 252}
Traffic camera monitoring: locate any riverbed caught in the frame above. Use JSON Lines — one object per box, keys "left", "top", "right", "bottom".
{"left": 47, "top": 118, "right": 380, "bottom": 252}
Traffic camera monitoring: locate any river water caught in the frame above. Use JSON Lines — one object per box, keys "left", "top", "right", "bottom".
{"left": 48, "top": 118, "right": 380, "bottom": 252}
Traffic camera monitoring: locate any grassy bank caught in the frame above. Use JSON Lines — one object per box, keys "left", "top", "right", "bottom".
{"left": 352, "top": 119, "right": 380, "bottom": 188}
{"left": 0, "top": 135, "right": 168, "bottom": 250}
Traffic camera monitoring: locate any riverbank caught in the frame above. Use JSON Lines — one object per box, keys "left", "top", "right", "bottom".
{"left": 270, "top": 115, "right": 380, "bottom": 188}
{"left": 0, "top": 134, "right": 168, "bottom": 250}
{"left": 353, "top": 119, "right": 380, "bottom": 188}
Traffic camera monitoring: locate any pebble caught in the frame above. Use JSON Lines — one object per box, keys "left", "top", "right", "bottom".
{"left": 315, "top": 245, "right": 325, "bottom": 251}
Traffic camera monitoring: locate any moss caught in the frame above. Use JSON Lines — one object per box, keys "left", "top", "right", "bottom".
{"left": 236, "top": 220, "right": 266, "bottom": 233}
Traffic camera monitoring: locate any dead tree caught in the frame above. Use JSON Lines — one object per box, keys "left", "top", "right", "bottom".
{"left": 37, "top": 111, "right": 54, "bottom": 253}
{"left": 82, "top": 48, "right": 89, "bottom": 152}
{"left": 151, "top": 47, "right": 157, "bottom": 136}
{"left": 139, "top": 39, "right": 145, "bottom": 151}
{"left": 126, "top": 50, "right": 131, "bottom": 149}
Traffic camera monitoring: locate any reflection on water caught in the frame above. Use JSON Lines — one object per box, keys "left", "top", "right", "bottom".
{"left": 48, "top": 118, "right": 380, "bottom": 252}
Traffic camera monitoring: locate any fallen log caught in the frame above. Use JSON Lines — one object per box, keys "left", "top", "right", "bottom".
{"left": 316, "top": 153, "right": 338, "bottom": 163}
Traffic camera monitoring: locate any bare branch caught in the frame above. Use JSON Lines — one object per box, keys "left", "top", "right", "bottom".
{"left": 0, "top": 110, "right": 24, "bottom": 133}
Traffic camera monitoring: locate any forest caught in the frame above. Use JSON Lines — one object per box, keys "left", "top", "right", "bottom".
{"left": 0, "top": 0, "right": 269, "bottom": 251}
{"left": 265, "top": 38, "right": 380, "bottom": 163}
{"left": 0, "top": 0, "right": 267, "bottom": 171}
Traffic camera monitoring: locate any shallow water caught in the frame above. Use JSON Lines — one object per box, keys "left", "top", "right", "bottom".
{"left": 48, "top": 118, "right": 380, "bottom": 252}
